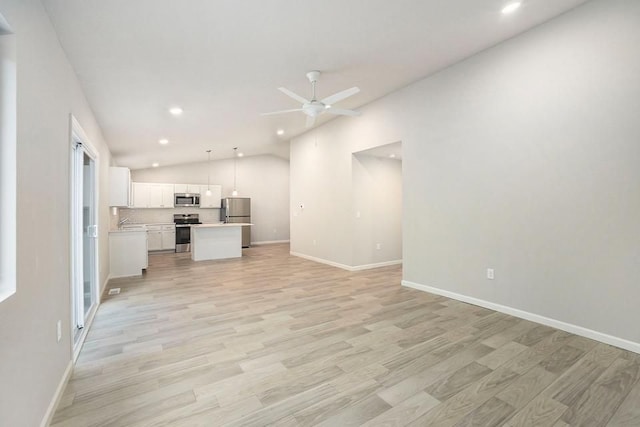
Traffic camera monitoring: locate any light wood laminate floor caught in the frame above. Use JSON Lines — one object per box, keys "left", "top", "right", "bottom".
{"left": 53, "top": 244, "right": 640, "bottom": 426}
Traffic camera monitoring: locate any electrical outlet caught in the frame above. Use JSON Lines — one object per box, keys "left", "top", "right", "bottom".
{"left": 313, "top": 239, "right": 317, "bottom": 246}
{"left": 487, "top": 268, "right": 495, "bottom": 280}
{"left": 108, "top": 288, "right": 121, "bottom": 295}
{"left": 376, "top": 243, "right": 381, "bottom": 250}
{"left": 356, "top": 211, "right": 361, "bottom": 218}
{"left": 56, "top": 320, "right": 62, "bottom": 342}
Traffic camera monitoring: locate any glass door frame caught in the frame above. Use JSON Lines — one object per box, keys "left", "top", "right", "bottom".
{"left": 70, "top": 115, "right": 100, "bottom": 360}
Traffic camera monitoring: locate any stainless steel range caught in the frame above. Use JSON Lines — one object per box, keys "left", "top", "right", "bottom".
{"left": 173, "top": 214, "right": 202, "bottom": 253}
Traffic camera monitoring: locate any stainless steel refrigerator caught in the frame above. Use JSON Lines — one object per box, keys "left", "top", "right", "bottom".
{"left": 221, "top": 197, "right": 251, "bottom": 247}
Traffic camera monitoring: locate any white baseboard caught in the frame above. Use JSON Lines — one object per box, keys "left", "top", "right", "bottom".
{"left": 251, "top": 240, "right": 290, "bottom": 246}
{"left": 99, "top": 274, "right": 112, "bottom": 302}
{"left": 40, "top": 360, "right": 73, "bottom": 427}
{"left": 351, "top": 259, "right": 402, "bottom": 271}
{"left": 290, "top": 251, "right": 353, "bottom": 270}
{"left": 402, "top": 280, "right": 640, "bottom": 354}
{"left": 109, "top": 273, "right": 143, "bottom": 279}
{"left": 291, "top": 251, "right": 402, "bottom": 272}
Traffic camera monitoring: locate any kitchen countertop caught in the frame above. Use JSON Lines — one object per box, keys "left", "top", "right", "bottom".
{"left": 109, "top": 228, "right": 147, "bottom": 233}
{"left": 110, "top": 222, "right": 176, "bottom": 232}
{"left": 192, "top": 223, "right": 253, "bottom": 228}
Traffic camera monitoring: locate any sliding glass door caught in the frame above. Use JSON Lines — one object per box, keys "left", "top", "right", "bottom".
{"left": 71, "top": 138, "right": 98, "bottom": 346}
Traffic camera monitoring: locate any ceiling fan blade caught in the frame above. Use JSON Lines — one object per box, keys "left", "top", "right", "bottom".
{"left": 278, "top": 87, "right": 309, "bottom": 104}
{"left": 260, "top": 108, "right": 304, "bottom": 116}
{"left": 321, "top": 87, "right": 360, "bottom": 106}
{"left": 306, "top": 115, "right": 316, "bottom": 128}
{"left": 325, "top": 108, "right": 361, "bottom": 117}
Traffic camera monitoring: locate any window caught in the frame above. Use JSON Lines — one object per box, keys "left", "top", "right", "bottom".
{"left": 0, "top": 14, "right": 16, "bottom": 303}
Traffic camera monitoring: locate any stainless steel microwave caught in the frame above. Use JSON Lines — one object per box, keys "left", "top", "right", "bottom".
{"left": 174, "top": 193, "right": 200, "bottom": 207}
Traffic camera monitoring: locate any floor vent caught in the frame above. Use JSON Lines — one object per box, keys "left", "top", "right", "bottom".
{"left": 107, "top": 288, "right": 121, "bottom": 295}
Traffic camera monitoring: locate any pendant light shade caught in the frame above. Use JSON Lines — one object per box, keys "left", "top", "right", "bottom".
{"left": 205, "top": 150, "right": 212, "bottom": 196}
{"left": 232, "top": 147, "right": 239, "bottom": 196}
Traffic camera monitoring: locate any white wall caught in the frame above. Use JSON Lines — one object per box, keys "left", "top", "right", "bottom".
{"left": 130, "top": 154, "right": 290, "bottom": 243}
{"left": 352, "top": 154, "right": 402, "bottom": 266}
{"left": 291, "top": 0, "right": 640, "bottom": 347}
{"left": 0, "top": 1, "right": 113, "bottom": 426}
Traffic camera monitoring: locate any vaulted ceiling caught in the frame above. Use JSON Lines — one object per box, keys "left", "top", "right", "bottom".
{"left": 42, "top": 0, "right": 588, "bottom": 169}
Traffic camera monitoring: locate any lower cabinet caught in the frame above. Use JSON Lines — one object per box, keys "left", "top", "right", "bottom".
{"left": 161, "top": 225, "right": 176, "bottom": 250}
{"left": 147, "top": 224, "right": 176, "bottom": 251}
{"left": 109, "top": 231, "right": 148, "bottom": 278}
{"left": 147, "top": 229, "right": 163, "bottom": 251}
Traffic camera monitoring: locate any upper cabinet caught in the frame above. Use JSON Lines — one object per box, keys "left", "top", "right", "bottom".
{"left": 174, "top": 183, "right": 201, "bottom": 194}
{"left": 109, "top": 167, "right": 132, "bottom": 207}
{"left": 130, "top": 181, "right": 222, "bottom": 209}
{"left": 200, "top": 185, "right": 222, "bottom": 208}
{"left": 132, "top": 183, "right": 175, "bottom": 208}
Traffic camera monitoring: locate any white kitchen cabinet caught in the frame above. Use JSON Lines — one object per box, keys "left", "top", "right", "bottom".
{"left": 148, "top": 185, "right": 163, "bottom": 208}
{"left": 146, "top": 225, "right": 163, "bottom": 250}
{"left": 149, "top": 184, "right": 174, "bottom": 208}
{"left": 200, "top": 184, "right": 222, "bottom": 208}
{"left": 147, "top": 224, "right": 175, "bottom": 251}
{"left": 132, "top": 182, "right": 148, "bottom": 208}
{"left": 174, "top": 183, "right": 201, "bottom": 194}
{"left": 109, "top": 230, "right": 148, "bottom": 278}
{"left": 132, "top": 183, "right": 174, "bottom": 208}
{"left": 161, "top": 225, "right": 176, "bottom": 250}
{"left": 109, "top": 167, "right": 131, "bottom": 207}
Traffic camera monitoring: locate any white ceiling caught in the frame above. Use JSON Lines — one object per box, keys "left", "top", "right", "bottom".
{"left": 42, "top": 0, "right": 588, "bottom": 170}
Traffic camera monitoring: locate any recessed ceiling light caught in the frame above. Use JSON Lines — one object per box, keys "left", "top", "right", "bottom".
{"left": 389, "top": 154, "right": 396, "bottom": 158}
{"left": 276, "top": 129, "right": 284, "bottom": 136}
{"left": 237, "top": 152, "right": 244, "bottom": 157}
{"left": 152, "top": 162, "right": 159, "bottom": 168}
{"left": 501, "top": 2, "right": 521, "bottom": 14}
{"left": 325, "top": 105, "right": 332, "bottom": 109}
{"left": 158, "top": 138, "right": 169, "bottom": 145}
{"left": 169, "top": 107, "right": 183, "bottom": 115}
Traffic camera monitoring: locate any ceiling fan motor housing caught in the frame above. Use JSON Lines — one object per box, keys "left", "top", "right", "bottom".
{"left": 306, "top": 70, "right": 321, "bottom": 83}
{"left": 303, "top": 101, "right": 325, "bottom": 117}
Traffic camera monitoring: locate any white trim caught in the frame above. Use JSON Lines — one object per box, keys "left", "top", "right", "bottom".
{"left": 101, "top": 273, "right": 112, "bottom": 297}
{"left": 290, "top": 251, "right": 353, "bottom": 271}
{"left": 0, "top": 30, "right": 17, "bottom": 303}
{"left": 402, "top": 280, "right": 640, "bottom": 354}
{"left": 109, "top": 272, "right": 144, "bottom": 279}
{"left": 69, "top": 115, "right": 101, "bottom": 353}
{"left": 72, "top": 301, "right": 99, "bottom": 362}
{"left": 251, "top": 240, "right": 290, "bottom": 246}
{"left": 351, "top": 259, "right": 402, "bottom": 271}
{"left": 70, "top": 116, "right": 97, "bottom": 155}
{"left": 39, "top": 360, "right": 73, "bottom": 427}
{"left": 290, "top": 251, "right": 402, "bottom": 272}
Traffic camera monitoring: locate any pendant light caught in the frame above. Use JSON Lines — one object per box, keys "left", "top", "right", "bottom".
{"left": 205, "top": 150, "right": 212, "bottom": 196}
{"left": 232, "top": 147, "right": 239, "bottom": 196}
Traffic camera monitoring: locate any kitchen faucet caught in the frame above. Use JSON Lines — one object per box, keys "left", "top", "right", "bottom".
{"left": 118, "top": 217, "right": 130, "bottom": 227}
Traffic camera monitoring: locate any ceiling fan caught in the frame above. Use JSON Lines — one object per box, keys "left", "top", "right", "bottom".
{"left": 261, "top": 71, "right": 361, "bottom": 128}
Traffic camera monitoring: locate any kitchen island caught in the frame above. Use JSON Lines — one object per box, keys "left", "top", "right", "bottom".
{"left": 191, "top": 223, "right": 252, "bottom": 261}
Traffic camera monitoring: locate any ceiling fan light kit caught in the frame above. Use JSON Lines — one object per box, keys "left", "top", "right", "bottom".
{"left": 262, "top": 71, "right": 361, "bottom": 128}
